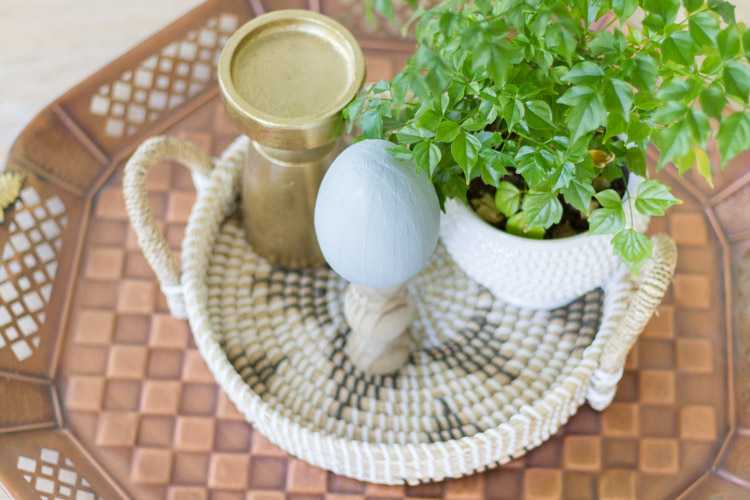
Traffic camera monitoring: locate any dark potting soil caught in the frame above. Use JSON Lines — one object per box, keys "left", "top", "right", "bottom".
{"left": 466, "top": 170, "right": 628, "bottom": 240}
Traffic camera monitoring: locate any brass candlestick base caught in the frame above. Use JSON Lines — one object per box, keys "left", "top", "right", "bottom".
{"left": 241, "top": 140, "right": 342, "bottom": 268}
{"left": 218, "top": 10, "right": 365, "bottom": 268}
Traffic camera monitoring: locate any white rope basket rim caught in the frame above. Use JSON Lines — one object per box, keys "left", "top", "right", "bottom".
{"left": 124, "top": 135, "right": 677, "bottom": 485}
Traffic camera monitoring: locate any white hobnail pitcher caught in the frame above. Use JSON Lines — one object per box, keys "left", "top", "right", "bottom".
{"left": 439, "top": 174, "right": 649, "bottom": 309}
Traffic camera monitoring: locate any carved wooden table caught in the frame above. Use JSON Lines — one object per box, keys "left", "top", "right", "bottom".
{"left": 1, "top": 0, "right": 749, "bottom": 498}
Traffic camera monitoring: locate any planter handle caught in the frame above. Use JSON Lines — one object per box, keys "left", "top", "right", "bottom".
{"left": 587, "top": 233, "right": 677, "bottom": 410}
{"left": 123, "top": 136, "right": 213, "bottom": 319}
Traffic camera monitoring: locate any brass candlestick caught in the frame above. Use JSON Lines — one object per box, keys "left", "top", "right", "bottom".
{"left": 218, "top": 10, "right": 365, "bottom": 268}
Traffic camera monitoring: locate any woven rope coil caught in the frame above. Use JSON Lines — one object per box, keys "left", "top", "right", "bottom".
{"left": 124, "top": 135, "right": 677, "bottom": 484}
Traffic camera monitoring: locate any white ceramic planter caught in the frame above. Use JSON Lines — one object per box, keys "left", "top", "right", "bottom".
{"left": 439, "top": 175, "right": 649, "bottom": 309}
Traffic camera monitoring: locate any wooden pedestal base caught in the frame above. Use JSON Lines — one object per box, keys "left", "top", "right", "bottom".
{"left": 343, "top": 283, "right": 411, "bottom": 375}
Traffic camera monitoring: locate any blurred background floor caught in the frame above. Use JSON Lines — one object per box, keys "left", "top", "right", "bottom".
{"left": 0, "top": 0, "right": 203, "bottom": 162}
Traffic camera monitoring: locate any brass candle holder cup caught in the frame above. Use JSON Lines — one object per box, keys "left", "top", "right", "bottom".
{"left": 219, "top": 10, "right": 365, "bottom": 268}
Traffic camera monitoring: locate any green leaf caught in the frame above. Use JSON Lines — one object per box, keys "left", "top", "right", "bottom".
{"left": 426, "top": 62, "right": 451, "bottom": 94}
{"left": 440, "top": 94, "right": 451, "bottom": 115}
{"left": 439, "top": 176, "right": 467, "bottom": 205}
{"left": 472, "top": 42, "right": 494, "bottom": 74}
{"left": 627, "top": 119, "right": 652, "bottom": 142}
{"left": 525, "top": 100, "right": 556, "bottom": 129}
{"left": 689, "top": 12, "right": 720, "bottom": 48}
{"left": 545, "top": 24, "right": 578, "bottom": 64}
{"left": 717, "top": 27, "right": 740, "bottom": 60}
{"left": 662, "top": 32, "right": 696, "bottom": 68}
{"left": 550, "top": 161, "right": 574, "bottom": 191}
{"left": 488, "top": 51, "right": 510, "bottom": 85}
{"left": 694, "top": 147, "right": 714, "bottom": 187}
{"left": 413, "top": 141, "right": 442, "bottom": 176}
{"left": 506, "top": 211, "right": 545, "bottom": 239}
{"left": 345, "top": 98, "right": 364, "bottom": 131}
{"left": 629, "top": 56, "right": 659, "bottom": 91}
{"left": 717, "top": 112, "right": 750, "bottom": 167}
{"left": 451, "top": 132, "right": 481, "bottom": 174}
{"left": 605, "top": 112, "right": 628, "bottom": 141}
{"left": 612, "top": 229, "right": 653, "bottom": 275}
{"left": 596, "top": 189, "right": 624, "bottom": 209}
{"left": 418, "top": 109, "right": 442, "bottom": 130}
{"left": 516, "top": 162, "right": 546, "bottom": 191}
{"left": 462, "top": 115, "right": 492, "bottom": 132}
{"left": 475, "top": 131, "right": 501, "bottom": 149}
{"left": 615, "top": 29, "right": 628, "bottom": 52}
{"left": 701, "top": 54, "right": 724, "bottom": 75}
{"left": 708, "top": 0, "right": 736, "bottom": 24}
{"left": 494, "top": 181, "right": 521, "bottom": 217}
{"left": 371, "top": 0, "right": 395, "bottom": 21}
{"left": 626, "top": 147, "right": 648, "bottom": 177}
{"left": 588, "top": 205, "right": 626, "bottom": 235}
{"left": 360, "top": 111, "right": 383, "bottom": 139}
{"left": 643, "top": 13, "right": 666, "bottom": 32}
{"left": 475, "top": 0, "right": 492, "bottom": 15}
{"left": 723, "top": 61, "right": 750, "bottom": 102}
{"left": 604, "top": 79, "right": 634, "bottom": 118}
{"left": 374, "top": 99, "right": 392, "bottom": 117}
{"left": 390, "top": 145, "right": 412, "bottom": 163}
{"left": 651, "top": 101, "right": 688, "bottom": 125}
{"left": 584, "top": 0, "right": 603, "bottom": 24}
{"left": 636, "top": 179, "right": 682, "bottom": 216}
{"left": 644, "top": 0, "right": 680, "bottom": 25}
{"left": 503, "top": 99, "right": 525, "bottom": 132}
{"left": 613, "top": 0, "right": 638, "bottom": 19}
{"left": 395, "top": 124, "right": 435, "bottom": 144}
{"left": 561, "top": 61, "right": 605, "bottom": 85}
{"left": 635, "top": 93, "right": 663, "bottom": 111}
{"left": 566, "top": 93, "right": 606, "bottom": 141}
{"left": 590, "top": 31, "right": 618, "bottom": 57}
{"left": 683, "top": 0, "right": 704, "bottom": 12}
{"left": 655, "top": 121, "right": 692, "bottom": 169}
{"left": 686, "top": 108, "right": 711, "bottom": 147}
{"left": 435, "top": 121, "right": 461, "bottom": 143}
{"left": 389, "top": 73, "right": 412, "bottom": 105}
{"left": 675, "top": 148, "right": 695, "bottom": 176}
{"left": 627, "top": 27, "right": 644, "bottom": 45}
{"left": 656, "top": 77, "right": 690, "bottom": 101}
{"left": 699, "top": 84, "right": 728, "bottom": 119}
{"left": 480, "top": 149, "right": 510, "bottom": 185}
{"left": 478, "top": 100, "right": 499, "bottom": 126}
{"left": 562, "top": 179, "right": 596, "bottom": 214}
{"left": 557, "top": 85, "right": 595, "bottom": 106}
{"left": 447, "top": 82, "right": 465, "bottom": 107}
{"left": 371, "top": 79, "right": 390, "bottom": 94}
{"left": 515, "top": 146, "right": 546, "bottom": 189}
{"left": 523, "top": 192, "right": 563, "bottom": 229}
{"left": 744, "top": 30, "right": 750, "bottom": 63}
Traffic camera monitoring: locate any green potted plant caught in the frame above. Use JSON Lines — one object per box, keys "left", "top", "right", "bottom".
{"left": 346, "top": 0, "right": 750, "bottom": 308}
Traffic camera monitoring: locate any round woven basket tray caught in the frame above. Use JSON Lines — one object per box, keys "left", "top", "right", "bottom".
{"left": 123, "top": 135, "right": 677, "bottom": 485}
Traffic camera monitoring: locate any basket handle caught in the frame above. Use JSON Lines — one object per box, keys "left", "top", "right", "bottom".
{"left": 123, "top": 135, "right": 213, "bottom": 319}
{"left": 587, "top": 233, "right": 677, "bottom": 410}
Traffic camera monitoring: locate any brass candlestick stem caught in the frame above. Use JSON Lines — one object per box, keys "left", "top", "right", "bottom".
{"left": 218, "top": 10, "right": 365, "bottom": 268}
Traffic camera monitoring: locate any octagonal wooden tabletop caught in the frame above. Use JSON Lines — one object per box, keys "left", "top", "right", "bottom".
{"left": 1, "top": 1, "right": 750, "bottom": 499}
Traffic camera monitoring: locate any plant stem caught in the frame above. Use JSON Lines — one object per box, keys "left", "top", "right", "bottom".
{"left": 622, "top": 173, "right": 636, "bottom": 232}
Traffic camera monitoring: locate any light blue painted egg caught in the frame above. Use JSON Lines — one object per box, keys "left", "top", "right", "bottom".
{"left": 314, "top": 139, "right": 440, "bottom": 288}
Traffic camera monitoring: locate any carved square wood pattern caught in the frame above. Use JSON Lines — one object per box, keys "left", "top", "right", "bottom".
{"left": 1, "top": 0, "right": 750, "bottom": 499}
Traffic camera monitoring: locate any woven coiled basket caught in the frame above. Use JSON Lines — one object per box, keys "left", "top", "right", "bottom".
{"left": 123, "top": 135, "right": 677, "bottom": 485}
